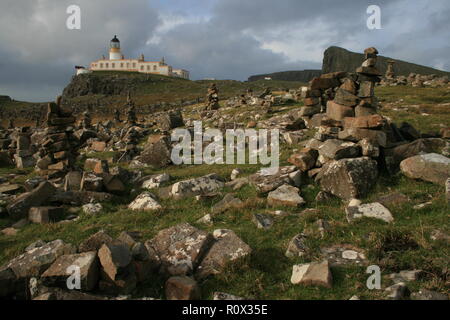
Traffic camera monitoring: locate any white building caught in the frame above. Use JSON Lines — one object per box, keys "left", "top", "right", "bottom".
{"left": 88, "top": 36, "right": 190, "bottom": 79}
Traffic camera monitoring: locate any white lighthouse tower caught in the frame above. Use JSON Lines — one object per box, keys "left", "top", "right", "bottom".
{"left": 109, "top": 35, "right": 122, "bottom": 60}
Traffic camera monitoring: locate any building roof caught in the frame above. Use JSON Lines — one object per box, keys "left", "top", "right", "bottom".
{"left": 111, "top": 35, "right": 120, "bottom": 43}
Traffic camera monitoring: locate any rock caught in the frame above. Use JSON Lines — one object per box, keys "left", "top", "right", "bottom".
{"left": 142, "top": 173, "right": 171, "bottom": 189}
{"left": 334, "top": 88, "right": 360, "bottom": 107}
{"left": 230, "top": 169, "right": 242, "bottom": 181}
{"left": 389, "top": 270, "right": 422, "bottom": 283}
{"left": 343, "top": 115, "right": 386, "bottom": 129}
{"left": 267, "top": 184, "right": 305, "bottom": 207}
{"left": 98, "top": 241, "right": 132, "bottom": 281}
{"left": 349, "top": 295, "right": 360, "bottom": 300}
{"left": 149, "top": 223, "right": 213, "bottom": 276}
{"left": 140, "top": 135, "right": 172, "bottom": 168}
{"left": 400, "top": 153, "right": 450, "bottom": 185}
{"left": 386, "top": 138, "right": 449, "bottom": 167}
{"left": 430, "top": 229, "right": 450, "bottom": 242}
{"left": 249, "top": 166, "right": 302, "bottom": 193}
{"left": 317, "top": 157, "right": 378, "bottom": 199}
{"left": 318, "top": 139, "right": 360, "bottom": 160}
{"left": 4, "top": 240, "right": 75, "bottom": 279}
{"left": 315, "top": 191, "right": 334, "bottom": 203}
{"left": 64, "top": 171, "right": 82, "bottom": 191}
{"left": 326, "top": 100, "right": 354, "bottom": 121}
{"left": 29, "top": 207, "right": 64, "bottom": 224}
{"left": 90, "top": 141, "right": 107, "bottom": 152}
{"left": 101, "top": 173, "right": 125, "bottom": 194}
{"left": 196, "top": 229, "right": 251, "bottom": 279}
{"left": 41, "top": 252, "right": 99, "bottom": 291}
{"left": 211, "top": 193, "right": 243, "bottom": 214}
{"left": 197, "top": 214, "right": 213, "bottom": 225}
{"left": 376, "top": 193, "right": 410, "bottom": 208}
{"left": 346, "top": 202, "right": 394, "bottom": 223}
{"left": 165, "top": 276, "right": 200, "bottom": 300}
{"left": 385, "top": 282, "right": 408, "bottom": 300}
{"left": 80, "top": 172, "right": 103, "bottom": 192}
{"left": 285, "top": 233, "right": 309, "bottom": 258}
{"left": 291, "top": 260, "right": 333, "bottom": 288}
{"left": 320, "top": 245, "right": 368, "bottom": 266}
{"left": 25, "top": 240, "right": 46, "bottom": 252}
{"left": 1, "top": 227, "right": 18, "bottom": 236}
{"left": 159, "top": 110, "right": 184, "bottom": 131}
{"left": 348, "top": 198, "right": 362, "bottom": 207}
{"left": 252, "top": 213, "right": 274, "bottom": 229}
{"left": 78, "top": 231, "right": 113, "bottom": 252}
{"left": 288, "top": 148, "right": 318, "bottom": 171}
{"left": 410, "top": 289, "right": 448, "bottom": 300}
{"left": 7, "top": 181, "right": 56, "bottom": 219}
{"left": 0, "top": 184, "right": 22, "bottom": 194}
{"left": 128, "top": 192, "right": 162, "bottom": 211}
{"left": 82, "top": 203, "right": 103, "bottom": 215}
{"left": 358, "top": 138, "right": 380, "bottom": 157}
{"left": 338, "top": 128, "right": 387, "bottom": 147}
{"left": 169, "top": 174, "right": 224, "bottom": 200}
{"left": 131, "top": 242, "right": 149, "bottom": 261}
{"left": 213, "top": 292, "right": 245, "bottom": 300}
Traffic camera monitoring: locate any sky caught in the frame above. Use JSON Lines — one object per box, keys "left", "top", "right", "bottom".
{"left": 0, "top": 0, "right": 449, "bottom": 102}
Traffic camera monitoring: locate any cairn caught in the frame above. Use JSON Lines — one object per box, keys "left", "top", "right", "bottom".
{"left": 35, "top": 96, "right": 79, "bottom": 178}
{"left": 385, "top": 60, "right": 396, "bottom": 79}
{"left": 125, "top": 93, "right": 137, "bottom": 125}
{"left": 14, "top": 127, "right": 36, "bottom": 168}
{"left": 80, "top": 111, "right": 92, "bottom": 129}
{"left": 206, "top": 83, "right": 220, "bottom": 110}
{"left": 0, "top": 129, "right": 14, "bottom": 167}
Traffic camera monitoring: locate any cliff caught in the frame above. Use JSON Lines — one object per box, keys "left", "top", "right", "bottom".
{"left": 248, "top": 70, "right": 321, "bottom": 82}
{"left": 322, "top": 46, "right": 450, "bottom": 76}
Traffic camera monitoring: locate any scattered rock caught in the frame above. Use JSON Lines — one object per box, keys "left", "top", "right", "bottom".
{"left": 291, "top": 260, "right": 333, "bottom": 288}
{"left": 400, "top": 153, "right": 450, "bottom": 185}
{"left": 82, "top": 202, "right": 103, "bottom": 215}
{"left": 410, "top": 289, "right": 448, "bottom": 300}
{"left": 252, "top": 213, "right": 274, "bottom": 230}
{"left": 165, "top": 276, "right": 200, "bottom": 300}
{"left": 285, "top": 233, "right": 309, "bottom": 258}
{"left": 346, "top": 202, "right": 394, "bottom": 223}
{"left": 128, "top": 192, "right": 162, "bottom": 211}
{"left": 267, "top": 184, "right": 305, "bottom": 207}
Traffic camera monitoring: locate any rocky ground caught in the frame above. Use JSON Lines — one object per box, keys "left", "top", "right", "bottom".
{"left": 0, "top": 58, "right": 449, "bottom": 300}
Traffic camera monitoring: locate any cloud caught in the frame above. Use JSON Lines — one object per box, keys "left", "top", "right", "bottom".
{"left": 0, "top": 0, "right": 449, "bottom": 102}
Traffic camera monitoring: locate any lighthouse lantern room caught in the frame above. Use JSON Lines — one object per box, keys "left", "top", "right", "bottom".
{"left": 109, "top": 35, "right": 122, "bottom": 60}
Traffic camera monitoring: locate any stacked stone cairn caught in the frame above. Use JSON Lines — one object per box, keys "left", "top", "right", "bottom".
{"left": 206, "top": 83, "right": 220, "bottom": 110}
{"left": 0, "top": 128, "right": 14, "bottom": 167}
{"left": 14, "top": 127, "right": 36, "bottom": 169}
{"left": 79, "top": 111, "right": 92, "bottom": 130}
{"left": 35, "top": 96, "right": 80, "bottom": 178}
{"left": 288, "top": 47, "right": 393, "bottom": 200}
{"left": 125, "top": 96, "right": 137, "bottom": 126}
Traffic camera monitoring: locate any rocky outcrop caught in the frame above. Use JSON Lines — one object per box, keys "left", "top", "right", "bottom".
{"left": 322, "top": 46, "right": 450, "bottom": 77}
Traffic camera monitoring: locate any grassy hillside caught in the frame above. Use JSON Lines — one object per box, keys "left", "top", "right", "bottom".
{"left": 0, "top": 85, "right": 449, "bottom": 300}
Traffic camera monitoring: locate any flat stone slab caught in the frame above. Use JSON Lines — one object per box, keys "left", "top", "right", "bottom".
{"left": 346, "top": 202, "right": 394, "bottom": 223}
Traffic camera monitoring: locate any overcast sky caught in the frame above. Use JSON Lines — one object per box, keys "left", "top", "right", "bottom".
{"left": 0, "top": 0, "right": 449, "bottom": 102}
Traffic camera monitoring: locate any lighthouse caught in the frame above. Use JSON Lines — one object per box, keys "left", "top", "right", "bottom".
{"left": 109, "top": 35, "right": 122, "bottom": 60}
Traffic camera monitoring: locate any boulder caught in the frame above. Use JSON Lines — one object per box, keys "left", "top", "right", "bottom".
{"left": 4, "top": 240, "right": 75, "bottom": 279}
{"left": 346, "top": 202, "right": 394, "bottom": 223}
{"left": 400, "top": 153, "right": 450, "bottom": 185}
{"left": 41, "top": 251, "right": 99, "bottom": 291}
{"left": 140, "top": 135, "right": 172, "bottom": 168}
{"left": 338, "top": 128, "right": 387, "bottom": 147}
{"left": 317, "top": 157, "right": 378, "bottom": 199}
{"left": 291, "top": 260, "right": 333, "bottom": 288}
{"left": 98, "top": 241, "right": 132, "bottom": 282}
{"left": 128, "top": 192, "right": 162, "bottom": 211}
{"left": 169, "top": 174, "right": 224, "bottom": 200}
{"left": 285, "top": 233, "right": 309, "bottom": 258}
{"left": 410, "top": 289, "right": 448, "bottom": 300}
{"left": 326, "top": 101, "right": 354, "bottom": 121}
{"left": 333, "top": 88, "right": 360, "bottom": 107}
{"left": 288, "top": 148, "right": 318, "bottom": 171}
{"left": 249, "top": 166, "right": 303, "bottom": 193}
{"left": 149, "top": 223, "right": 213, "bottom": 276}
{"left": 252, "top": 213, "right": 274, "bottom": 229}
{"left": 267, "top": 184, "right": 305, "bottom": 207}
{"left": 142, "top": 173, "right": 171, "bottom": 189}
{"left": 196, "top": 229, "right": 251, "bottom": 279}
{"left": 318, "top": 139, "right": 361, "bottom": 160}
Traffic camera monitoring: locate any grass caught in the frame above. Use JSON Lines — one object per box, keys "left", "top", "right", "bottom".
{"left": 0, "top": 84, "right": 449, "bottom": 300}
